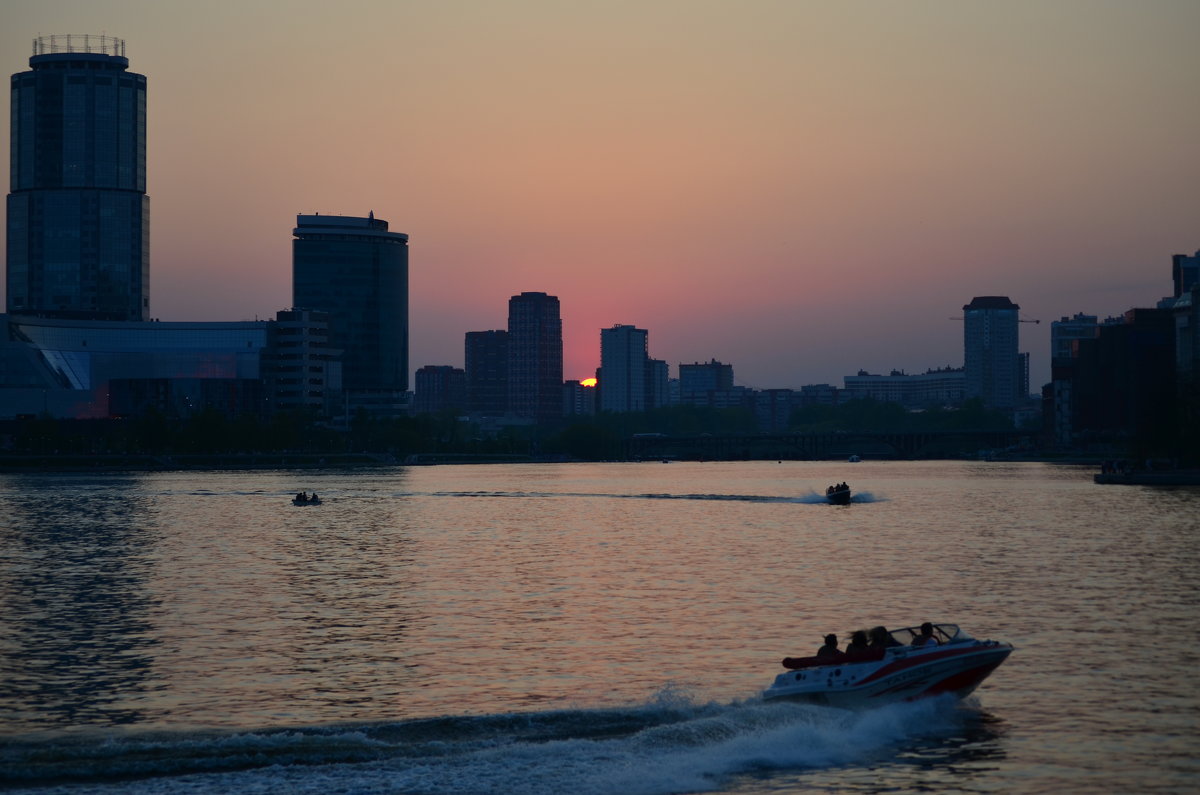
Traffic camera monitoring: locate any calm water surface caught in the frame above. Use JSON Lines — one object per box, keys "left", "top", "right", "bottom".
{"left": 0, "top": 461, "right": 1197, "bottom": 793}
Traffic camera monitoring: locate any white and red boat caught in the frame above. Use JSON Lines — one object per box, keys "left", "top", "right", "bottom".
{"left": 763, "top": 623, "right": 1012, "bottom": 708}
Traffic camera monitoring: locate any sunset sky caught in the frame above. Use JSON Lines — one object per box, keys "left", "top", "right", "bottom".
{"left": 3, "top": 0, "right": 1197, "bottom": 389}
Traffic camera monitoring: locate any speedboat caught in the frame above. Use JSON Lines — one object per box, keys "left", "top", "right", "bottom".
{"left": 763, "top": 623, "right": 1012, "bottom": 708}
{"left": 825, "top": 483, "right": 851, "bottom": 504}
{"left": 292, "top": 496, "right": 322, "bottom": 506}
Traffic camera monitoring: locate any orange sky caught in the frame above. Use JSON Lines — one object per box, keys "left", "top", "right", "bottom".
{"left": 3, "top": 0, "right": 1198, "bottom": 388}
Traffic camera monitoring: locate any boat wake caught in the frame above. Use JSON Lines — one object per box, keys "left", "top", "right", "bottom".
{"left": 793, "top": 490, "right": 883, "bottom": 504}
{"left": 2, "top": 692, "right": 977, "bottom": 794}
{"left": 426, "top": 490, "right": 884, "bottom": 504}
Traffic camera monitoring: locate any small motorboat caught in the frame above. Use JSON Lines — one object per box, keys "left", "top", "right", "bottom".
{"left": 825, "top": 483, "right": 851, "bottom": 504}
{"left": 763, "top": 623, "right": 1012, "bottom": 708}
{"left": 292, "top": 494, "right": 322, "bottom": 506}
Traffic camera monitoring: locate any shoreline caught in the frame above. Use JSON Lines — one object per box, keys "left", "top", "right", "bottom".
{"left": 0, "top": 452, "right": 1130, "bottom": 473}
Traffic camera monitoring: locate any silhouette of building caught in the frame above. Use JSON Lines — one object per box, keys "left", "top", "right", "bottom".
{"left": 413, "top": 365, "right": 466, "bottom": 415}
{"left": 599, "top": 324, "right": 648, "bottom": 413}
{"left": 1048, "top": 313, "right": 1103, "bottom": 446}
{"left": 507, "top": 292, "right": 562, "bottom": 424}
{"left": 1172, "top": 250, "right": 1200, "bottom": 299}
{"left": 1071, "top": 308, "right": 1175, "bottom": 450}
{"left": 7, "top": 35, "right": 149, "bottom": 321}
{"left": 678, "top": 359, "right": 740, "bottom": 407}
{"left": 465, "top": 330, "right": 508, "bottom": 416}
{"left": 842, "top": 367, "right": 965, "bottom": 408}
{"left": 292, "top": 213, "right": 409, "bottom": 416}
{"left": 647, "top": 358, "right": 668, "bottom": 409}
{"left": 963, "top": 296, "right": 1022, "bottom": 409}
{"left": 261, "top": 309, "right": 341, "bottom": 416}
{"left": 562, "top": 379, "right": 596, "bottom": 416}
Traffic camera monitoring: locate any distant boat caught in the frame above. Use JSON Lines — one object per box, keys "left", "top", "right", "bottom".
{"left": 292, "top": 494, "right": 322, "bottom": 506}
{"left": 825, "top": 483, "right": 851, "bottom": 505}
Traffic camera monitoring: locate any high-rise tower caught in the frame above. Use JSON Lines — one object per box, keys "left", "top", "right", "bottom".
{"left": 963, "top": 296, "right": 1021, "bottom": 409}
{"left": 7, "top": 35, "right": 149, "bottom": 321}
{"left": 293, "top": 213, "right": 409, "bottom": 408}
{"left": 599, "top": 324, "right": 648, "bottom": 413}
{"left": 507, "top": 292, "right": 562, "bottom": 424}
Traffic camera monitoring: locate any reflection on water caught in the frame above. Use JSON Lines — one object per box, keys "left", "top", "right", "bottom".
{"left": 0, "top": 462, "right": 1196, "bottom": 795}
{"left": 0, "top": 474, "right": 161, "bottom": 729}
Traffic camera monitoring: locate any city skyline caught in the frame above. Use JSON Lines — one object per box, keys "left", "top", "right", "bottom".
{"left": 2, "top": 2, "right": 1197, "bottom": 389}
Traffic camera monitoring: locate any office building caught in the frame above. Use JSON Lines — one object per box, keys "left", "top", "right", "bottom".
{"left": 562, "top": 379, "right": 596, "bottom": 416}
{"left": 679, "top": 359, "right": 734, "bottom": 406}
{"left": 842, "top": 367, "right": 965, "bottom": 408}
{"left": 7, "top": 35, "right": 149, "bottom": 321}
{"left": 292, "top": 213, "right": 409, "bottom": 414}
{"left": 1173, "top": 250, "right": 1200, "bottom": 299}
{"left": 413, "top": 365, "right": 466, "bottom": 415}
{"left": 261, "top": 309, "right": 341, "bottom": 416}
{"left": 507, "top": 292, "right": 562, "bottom": 424}
{"left": 647, "top": 358, "right": 668, "bottom": 410}
{"left": 465, "top": 330, "right": 508, "bottom": 415}
{"left": 599, "top": 324, "right": 648, "bottom": 413}
{"left": 963, "top": 296, "right": 1021, "bottom": 409}
{"left": 0, "top": 314, "right": 269, "bottom": 418}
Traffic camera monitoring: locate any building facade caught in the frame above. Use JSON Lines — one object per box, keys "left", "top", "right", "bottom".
{"left": 261, "top": 309, "right": 341, "bottom": 416}
{"left": 562, "top": 379, "right": 596, "bottom": 417}
{"left": 7, "top": 35, "right": 149, "bottom": 321}
{"left": 507, "top": 292, "right": 562, "bottom": 424}
{"left": 1172, "top": 250, "right": 1200, "bottom": 299}
{"left": 678, "top": 359, "right": 734, "bottom": 406}
{"left": 413, "top": 365, "right": 466, "bottom": 415}
{"left": 599, "top": 324, "right": 648, "bottom": 413}
{"left": 465, "top": 330, "right": 509, "bottom": 415}
{"left": 292, "top": 213, "right": 409, "bottom": 414}
{"left": 842, "top": 367, "right": 965, "bottom": 408}
{"left": 963, "top": 296, "right": 1021, "bottom": 409}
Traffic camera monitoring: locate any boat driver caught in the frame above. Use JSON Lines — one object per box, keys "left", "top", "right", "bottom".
{"left": 913, "top": 622, "right": 939, "bottom": 647}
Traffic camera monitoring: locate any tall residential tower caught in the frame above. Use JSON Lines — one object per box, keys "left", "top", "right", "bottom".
{"left": 963, "top": 296, "right": 1021, "bottom": 409}
{"left": 7, "top": 35, "right": 149, "bottom": 321}
{"left": 293, "top": 213, "right": 409, "bottom": 413}
{"left": 507, "top": 292, "right": 562, "bottom": 424}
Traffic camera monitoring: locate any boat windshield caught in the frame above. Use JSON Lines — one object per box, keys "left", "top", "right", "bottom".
{"left": 890, "top": 623, "right": 967, "bottom": 646}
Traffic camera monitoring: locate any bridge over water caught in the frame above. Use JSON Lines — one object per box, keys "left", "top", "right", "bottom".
{"left": 624, "top": 429, "right": 1024, "bottom": 461}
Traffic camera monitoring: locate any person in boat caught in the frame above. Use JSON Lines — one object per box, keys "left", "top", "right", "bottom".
{"left": 310, "top": 492, "right": 319, "bottom": 502}
{"left": 844, "top": 629, "right": 872, "bottom": 660}
{"left": 869, "top": 625, "right": 901, "bottom": 650}
{"left": 816, "top": 633, "right": 841, "bottom": 659}
{"left": 296, "top": 492, "right": 307, "bottom": 502}
{"left": 912, "top": 622, "right": 939, "bottom": 647}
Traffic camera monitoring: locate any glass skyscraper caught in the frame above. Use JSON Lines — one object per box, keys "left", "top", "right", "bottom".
{"left": 292, "top": 213, "right": 409, "bottom": 399}
{"left": 7, "top": 35, "right": 149, "bottom": 321}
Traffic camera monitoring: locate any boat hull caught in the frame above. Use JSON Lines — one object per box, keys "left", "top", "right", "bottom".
{"left": 764, "top": 641, "right": 1012, "bottom": 708}
{"left": 826, "top": 489, "right": 851, "bottom": 505}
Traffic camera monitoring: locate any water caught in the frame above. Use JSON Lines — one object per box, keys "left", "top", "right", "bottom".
{"left": 0, "top": 461, "right": 1196, "bottom": 793}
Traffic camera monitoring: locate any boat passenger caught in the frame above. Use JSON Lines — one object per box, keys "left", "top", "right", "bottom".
{"left": 296, "top": 492, "right": 307, "bottom": 502}
{"left": 310, "top": 493, "right": 319, "bottom": 502}
{"left": 816, "top": 633, "right": 841, "bottom": 659}
{"left": 869, "top": 625, "right": 902, "bottom": 650}
{"left": 912, "top": 622, "right": 939, "bottom": 647}
{"left": 845, "top": 630, "right": 872, "bottom": 660}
